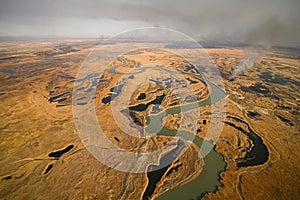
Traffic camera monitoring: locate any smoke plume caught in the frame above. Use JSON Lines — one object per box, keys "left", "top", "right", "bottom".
{"left": 229, "top": 16, "right": 285, "bottom": 80}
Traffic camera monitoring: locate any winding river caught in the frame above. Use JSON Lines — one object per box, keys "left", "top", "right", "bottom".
{"left": 107, "top": 57, "right": 227, "bottom": 200}
{"left": 146, "top": 82, "right": 226, "bottom": 200}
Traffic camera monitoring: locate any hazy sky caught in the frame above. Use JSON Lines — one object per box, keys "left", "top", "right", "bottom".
{"left": 0, "top": 0, "right": 299, "bottom": 46}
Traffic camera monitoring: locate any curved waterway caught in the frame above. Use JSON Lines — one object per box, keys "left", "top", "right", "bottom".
{"left": 146, "top": 82, "right": 226, "bottom": 200}
{"left": 107, "top": 58, "right": 227, "bottom": 200}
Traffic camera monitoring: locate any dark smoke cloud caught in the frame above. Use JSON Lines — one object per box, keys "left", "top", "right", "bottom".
{"left": 229, "top": 15, "right": 294, "bottom": 79}
{"left": 0, "top": 0, "right": 299, "bottom": 46}
{"left": 246, "top": 16, "right": 287, "bottom": 48}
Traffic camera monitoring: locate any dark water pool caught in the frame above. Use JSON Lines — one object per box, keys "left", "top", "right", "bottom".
{"left": 225, "top": 116, "right": 269, "bottom": 167}
{"left": 137, "top": 93, "right": 147, "bottom": 100}
{"left": 0, "top": 68, "right": 16, "bottom": 74}
{"left": 129, "top": 93, "right": 165, "bottom": 112}
{"left": 44, "top": 164, "right": 54, "bottom": 174}
{"left": 48, "top": 144, "right": 74, "bottom": 159}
